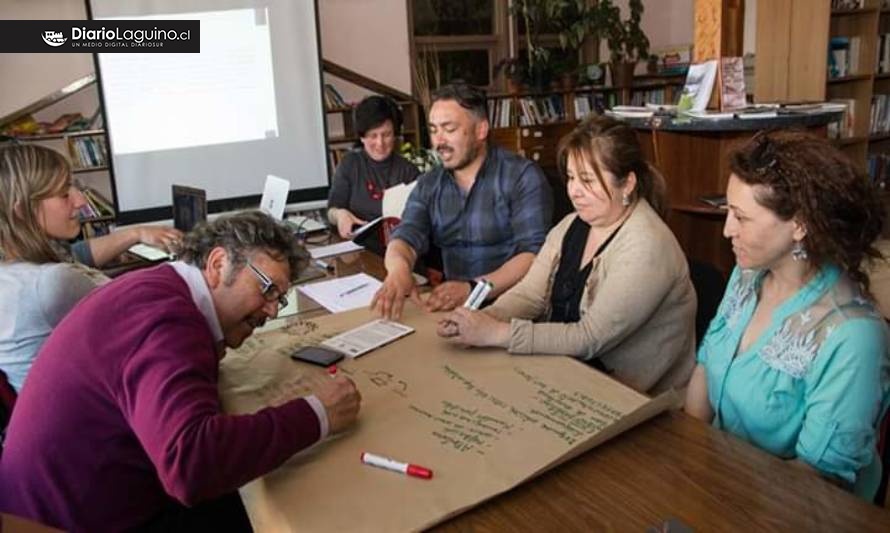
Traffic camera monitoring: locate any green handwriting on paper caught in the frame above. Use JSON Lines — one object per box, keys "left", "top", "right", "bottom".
{"left": 410, "top": 365, "right": 628, "bottom": 451}
{"left": 409, "top": 402, "right": 512, "bottom": 455}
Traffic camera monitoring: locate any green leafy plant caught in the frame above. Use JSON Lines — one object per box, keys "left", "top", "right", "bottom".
{"left": 594, "top": 0, "right": 650, "bottom": 64}
{"left": 400, "top": 142, "right": 440, "bottom": 173}
{"left": 511, "top": 0, "right": 554, "bottom": 90}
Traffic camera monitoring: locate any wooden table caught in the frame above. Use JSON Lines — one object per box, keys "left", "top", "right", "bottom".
{"left": 279, "top": 249, "right": 890, "bottom": 531}
{"left": 435, "top": 410, "right": 890, "bottom": 531}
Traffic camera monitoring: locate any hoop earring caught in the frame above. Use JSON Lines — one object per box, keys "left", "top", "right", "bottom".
{"left": 791, "top": 240, "right": 808, "bottom": 262}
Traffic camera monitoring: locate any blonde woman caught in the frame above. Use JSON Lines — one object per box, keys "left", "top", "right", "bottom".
{"left": 0, "top": 144, "right": 179, "bottom": 391}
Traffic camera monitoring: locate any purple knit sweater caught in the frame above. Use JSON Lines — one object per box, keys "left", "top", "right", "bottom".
{"left": 0, "top": 265, "right": 321, "bottom": 531}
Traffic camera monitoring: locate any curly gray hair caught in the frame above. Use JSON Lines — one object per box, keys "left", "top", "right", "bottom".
{"left": 176, "top": 210, "right": 308, "bottom": 283}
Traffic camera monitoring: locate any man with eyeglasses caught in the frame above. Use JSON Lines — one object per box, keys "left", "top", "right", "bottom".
{"left": 0, "top": 211, "right": 361, "bottom": 532}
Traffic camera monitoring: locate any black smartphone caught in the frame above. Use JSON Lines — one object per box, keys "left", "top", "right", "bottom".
{"left": 290, "top": 346, "right": 344, "bottom": 366}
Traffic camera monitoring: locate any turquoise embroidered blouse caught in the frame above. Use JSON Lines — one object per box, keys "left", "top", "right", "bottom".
{"left": 698, "top": 264, "right": 890, "bottom": 500}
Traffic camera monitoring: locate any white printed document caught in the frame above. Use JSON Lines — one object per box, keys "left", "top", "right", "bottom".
{"left": 297, "top": 273, "right": 381, "bottom": 313}
{"left": 382, "top": 181, "right": 417, "bottom": 218}
{"left": 308, "top": 241, "right": 363, "bottom": 259}
{"left": 321, "top": 318, "right": 414, "bottom": 358}
{"left": 260, "top": 175, "right": 290, "bottom": 220}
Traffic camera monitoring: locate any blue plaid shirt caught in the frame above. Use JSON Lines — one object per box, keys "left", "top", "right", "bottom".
{"left": 391, "top": 145, "right": 552, "bottom": 281}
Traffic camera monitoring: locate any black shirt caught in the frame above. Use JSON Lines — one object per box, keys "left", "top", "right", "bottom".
{"left": 550, "top": 216, "right": 622, "bottom": 373}
{"left": 327, "top": 149, "right": 420, "bottom": 221}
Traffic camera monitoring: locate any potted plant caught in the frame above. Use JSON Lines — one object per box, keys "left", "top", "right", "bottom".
{"left": 593, "top": 0, "right": 650, "bottom": 88}
{"left": 511, "top": 0, "right": 597, "bottom": 91}
{"left": 548, "top": 0, "right": 597, "bottom": 88}
{"left": 511, "top": 0, "right": 554, "bottom": 92}
{"left": 492, "top": 57, "right": 528, "bottom": 94}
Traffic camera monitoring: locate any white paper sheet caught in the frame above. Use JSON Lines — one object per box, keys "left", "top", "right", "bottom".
{"left": 321, "top": 318, "right": 414, "bottom": 358}
{"left": 308, "top": 241, "right": 363, "bottom": 259}
{"left": 382, "top": 181, "right": 417, "bottom": 219}
{"left": 297, "top": 272, "right": 381, "bottom": 313}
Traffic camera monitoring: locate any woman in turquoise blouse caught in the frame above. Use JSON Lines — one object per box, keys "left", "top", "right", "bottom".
{"left": 685, "top": 130, "right": 890, "bottom": 501}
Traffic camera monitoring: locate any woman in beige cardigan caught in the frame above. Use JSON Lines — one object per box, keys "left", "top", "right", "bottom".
{"left": 437, "top": 115, "right": 696, "bottom": 394}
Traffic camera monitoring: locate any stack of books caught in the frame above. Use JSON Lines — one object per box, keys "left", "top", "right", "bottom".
{"left": 323, "top": 84, "right": 348, "bottom": 109}
{"left": 79, "top": 187, "right": 114, "bottom": 220}
{"left": 67, "top": 136, "right": 107, "bottom": 169}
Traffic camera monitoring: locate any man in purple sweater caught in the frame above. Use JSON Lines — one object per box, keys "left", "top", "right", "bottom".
{"left": 0, "top": 211, "right": 361, "bottom": 532}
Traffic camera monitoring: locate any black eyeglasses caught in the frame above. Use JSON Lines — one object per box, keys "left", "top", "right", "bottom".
{"left": 246, "top": 260, "right": 289, "bottom": 309}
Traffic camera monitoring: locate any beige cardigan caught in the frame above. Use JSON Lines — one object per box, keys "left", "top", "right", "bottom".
{"left": 485, "top": 200, "right": 696, "bottom": 394}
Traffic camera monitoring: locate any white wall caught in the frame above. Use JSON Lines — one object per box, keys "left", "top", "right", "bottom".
{"left": 318, "top": 0, "right": 412, "bottom": 101}
{"left": 0, "top": 0, "right": 94, "bottom": 119}
{"left": 601, "top": 0, "right": 694, "bottom": 60}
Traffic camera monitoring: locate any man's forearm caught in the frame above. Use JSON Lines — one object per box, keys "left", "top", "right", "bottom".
{"left": 480, "top": 252, "right": 534, "bottom": 299}
{"left": 384, "top": 239, "right": 418, "bottom": 276}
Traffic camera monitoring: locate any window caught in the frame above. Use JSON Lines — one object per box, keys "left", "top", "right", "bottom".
{"left": 409, "top": 0, "right": 597, "bottom": 93}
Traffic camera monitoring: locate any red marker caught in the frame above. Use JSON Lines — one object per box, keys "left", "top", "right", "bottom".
{"left": 327, "top": 365, "right": 338, "bottom": 378}
{"left": 360, "top": 452, "right": 433, "bottom": 479}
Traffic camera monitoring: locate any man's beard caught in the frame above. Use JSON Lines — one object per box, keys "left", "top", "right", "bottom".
{"left": 439, "top": 142, "right": 479, "bottom": 171}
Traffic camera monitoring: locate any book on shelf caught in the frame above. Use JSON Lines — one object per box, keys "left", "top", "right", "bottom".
{"left": 629, "top": 88, "right": 669, "bottom": 107}
{"left": 825, "top": 99, "right": 856, "bottom": 139}
{"left": 81, "top": 187, "right": 114, "bottom": 219}
{"left": 67, "top": 135, "right": 107, "bottom": 169}
{"left": 781, "top": 103, "right": 830, "bottom": 114}
{"left": 606, "top": 106, "right": 654, "bottom": 119}
{"left": 651, "top": 44, "right": 692, "bottom": 76}
{"left": 323, "top": 84, "right": 347, "bottom": 109}
{"left": 328, "top": 147, "right": 349, "bottom": 168}
{"left": 680, "top": 60, "right": 718, "bottom": 112}
{"left": 831, "top": 0, "right": 864, "bottom": 9}
{"left": 735, "top": 106, "right": 778, "bottom": 119}
{"left": 878, "top": 34, "right": 890, "bottom": 75}
{"left": 684, "top": 109, "right": 734, "bottom": 120}
{"left": 720, "top": 57, "right": 747, "bottom": 111}
{"left": 867, "top": 153, "right": 890, "bottom": 190}
{"left": 828, "top": 36, "right": 860, "bottom": 79}
{"left": 870, "top": 94, "right": 890, "bottom": 135}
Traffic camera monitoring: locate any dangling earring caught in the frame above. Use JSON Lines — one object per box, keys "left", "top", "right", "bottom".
{"left": 621, "top": 193, "right": 631, "bottom": 207}
{"left": 791, "top": 240, "right": 808, "bottom": 262}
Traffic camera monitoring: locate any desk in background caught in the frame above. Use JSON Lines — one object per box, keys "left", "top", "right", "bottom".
{"left": 625, "top": 113, "right": 841, "bottom": 276}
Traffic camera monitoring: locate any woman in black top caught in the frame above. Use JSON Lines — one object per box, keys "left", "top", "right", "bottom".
{"left": 326, "top": 95, "right": 420, "bottom": 238}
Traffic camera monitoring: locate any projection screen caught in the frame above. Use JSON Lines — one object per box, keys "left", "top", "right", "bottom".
{"left": 88, "top": 0, "right": 329, "bottom": 223}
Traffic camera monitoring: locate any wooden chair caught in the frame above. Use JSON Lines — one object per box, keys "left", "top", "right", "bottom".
{"left": 687, "top": 258, "right": 727, "bottom": 349}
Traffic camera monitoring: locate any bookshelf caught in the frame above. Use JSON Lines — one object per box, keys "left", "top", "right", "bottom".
{"left": 825, "top": 1, "right": 880, "bottom": 167}
{"left": 869, "top": 3, "right": 890, "bottom": 187}
{"left": 0, "top": 74, "right": 115, "bottom": 239}
{"left": 485, "top": 75, "right": 685, "bottom": 224}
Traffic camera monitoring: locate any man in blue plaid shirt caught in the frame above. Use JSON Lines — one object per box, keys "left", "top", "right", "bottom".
{"left": 372, "top": 82, "right": 552, "bottom": 320}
